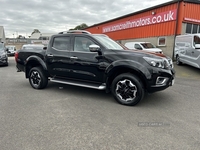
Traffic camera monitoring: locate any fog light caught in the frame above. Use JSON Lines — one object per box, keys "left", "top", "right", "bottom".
{"left": 156, "top": 77, "right": 168, "bottom": 85}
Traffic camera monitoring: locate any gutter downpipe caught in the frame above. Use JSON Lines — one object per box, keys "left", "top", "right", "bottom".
{"left": 172, "top": 0, "right": 181, "bottom": 61}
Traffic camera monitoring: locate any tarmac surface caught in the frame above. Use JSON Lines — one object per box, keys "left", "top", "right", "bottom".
{"left": 173, "top": 62, "right": 200, "bottom": 80}
{"left": 0, "top": 56, "right": 200, "bottom": 150}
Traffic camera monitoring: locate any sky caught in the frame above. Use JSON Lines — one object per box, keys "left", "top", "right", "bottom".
{"left": 0, "top": 0, "right": 172, "bottom": 38}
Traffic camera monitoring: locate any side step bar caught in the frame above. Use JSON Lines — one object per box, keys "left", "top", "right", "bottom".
{"left": 50, "top": 78, "right": 106, "bottom": 90}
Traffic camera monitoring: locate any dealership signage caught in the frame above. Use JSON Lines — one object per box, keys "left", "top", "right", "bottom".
{"left": 103, "top": 9, "right": 177, "bottom": 33}
{"left": 184, "top": 18, "right": 200, "bottom": 23}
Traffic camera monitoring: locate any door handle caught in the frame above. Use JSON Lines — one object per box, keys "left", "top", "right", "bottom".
{"left": 47, "top": 54, "right": 54, "bottom": 57}
{"left": 70, "top": 56, "right": 78, "bottom": 59}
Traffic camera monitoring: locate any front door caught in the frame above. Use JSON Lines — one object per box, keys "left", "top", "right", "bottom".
{"left": 69, "top": 36, "right": 106, "bottom": 83}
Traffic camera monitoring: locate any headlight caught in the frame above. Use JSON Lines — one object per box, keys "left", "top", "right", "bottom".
{"left": 143, "top": 57, "right": 170, "bottom": 69}
{"left": 0, "top": 53, "right": 7, "bottom": 59}
{"left": 1, "top": 53, "right": 6, "bottom": 58}
{"left": 166, "top": 57, "right": 174, "bottom": 68}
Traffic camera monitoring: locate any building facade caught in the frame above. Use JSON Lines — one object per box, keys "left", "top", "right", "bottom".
{"left": 6, "top": 32, "right": 55, "bottom": 50}
{"left": 86, "top": 0, "right": 200, "bottom": 58}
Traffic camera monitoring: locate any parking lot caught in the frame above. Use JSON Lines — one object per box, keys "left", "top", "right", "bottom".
{"left": 0, "top": 57, "right": 200, "bottom": 150}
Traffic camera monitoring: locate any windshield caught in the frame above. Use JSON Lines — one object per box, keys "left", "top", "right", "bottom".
{"left": 141, "top": 43, "right": 156, "bottom": 49}
{"left": 93, "top": 35, "right": 124, "bottom": 50}
{"left": 6, "top": 46, "right": 14, "bottom": 50}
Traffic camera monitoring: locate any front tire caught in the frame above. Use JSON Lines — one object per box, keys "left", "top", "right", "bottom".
{"left": 29, "top": 67, "right": 48, "bottom": 89}
{"left": 176, "top": 55, "right": 182, "bottom": 65}
{"left": 111, "top": 73, "right": 144, "bottom": 106}
{"left": 5, "top": 62, "right": 8, "bottom": 66}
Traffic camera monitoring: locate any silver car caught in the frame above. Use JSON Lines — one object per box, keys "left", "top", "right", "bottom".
{"left": 6, "top": 45, "right": 16, "bottom": 56}
{"left": 175, "top": 34, "right": 200, "bottom": 69}
{"left": 0, "top": 43, "right": 8, "bottom": 66}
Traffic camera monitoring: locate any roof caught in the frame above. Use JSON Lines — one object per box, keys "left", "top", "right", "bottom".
{"left": 22, "top": 44, "right": 44, "bottom": 50}
{"left": 86, "top": 0, "right": 200, "bottom": 28}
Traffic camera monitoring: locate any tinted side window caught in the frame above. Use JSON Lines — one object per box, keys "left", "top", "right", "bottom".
{"left": 74, "top": 37, "right": 95, "bottom": 52}
{"left": 194, "top": 36, "right": 200, "bottom": 45}
{"left": 134, "top": 44, "right": 142, "bottom": 50}
{"left": 53, "top": 37, "right": 70, "bottom": 50}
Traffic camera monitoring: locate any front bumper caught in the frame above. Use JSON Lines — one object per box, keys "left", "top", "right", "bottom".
{"left": 0, "top": 58, "right": 8, "bottom": 65}
{"left": 7, "top": 52, "right": 15, "bottom": 56}
{"left": 146, "top": 67, "right": 175, "bottom": 93}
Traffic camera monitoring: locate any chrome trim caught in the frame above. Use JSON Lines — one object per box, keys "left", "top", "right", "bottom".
{"left": 50, "top": 78, "right": 106, "bottom": 90}
{"left": 156, "top": 77, "right": 168, "bottom": 85}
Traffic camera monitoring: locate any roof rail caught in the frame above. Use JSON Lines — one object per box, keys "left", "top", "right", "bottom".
{"left": 58, "top": 30, "right": 91, "bottom": 34}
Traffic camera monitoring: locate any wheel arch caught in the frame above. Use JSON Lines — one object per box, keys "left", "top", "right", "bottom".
{"left": 105, "top": 61, "right": 150, "bottom": 92}
{"left": 25, "top": 56, "right": 48, "bottom": 78}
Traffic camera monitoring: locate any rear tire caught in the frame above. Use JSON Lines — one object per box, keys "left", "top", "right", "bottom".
{"left": 111, "top": 73, "right": 144, "bottom": 106}
{"left": 29, "top": 67, "right": 48, "bottom": 89}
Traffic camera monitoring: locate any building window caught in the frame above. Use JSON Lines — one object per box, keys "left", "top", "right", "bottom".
{"left": 192, "top": 24, "right": 198, "bottom": 34}
{"left": 186, "top": 23, "right": 192, "bottom": 33}
{"left": 186, "top": 23, "right": 200, "bottom": 34}
{"left": 158, "top": 37, "right": 166, "bottom": 46}
{"left": 198, "top": 26, "right": 200, "bottom": 33}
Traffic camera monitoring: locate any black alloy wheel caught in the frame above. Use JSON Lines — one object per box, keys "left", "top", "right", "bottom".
{"left": 111, "top": 73, "right": 144, "bottom": 106}
{"left": 29, "top": 67, "right": 48, "bottom": 89}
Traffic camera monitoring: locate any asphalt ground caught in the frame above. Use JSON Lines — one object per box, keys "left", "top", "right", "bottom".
{"left": 174, "top": 62, "right": 200, "bottom": 80}
{"left": 0, "top": 57, "right": 200, "bottom": 150}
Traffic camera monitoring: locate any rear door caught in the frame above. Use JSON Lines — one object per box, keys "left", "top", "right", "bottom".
{"left": 45, "top": 36, "right": 72, "bottom": 77}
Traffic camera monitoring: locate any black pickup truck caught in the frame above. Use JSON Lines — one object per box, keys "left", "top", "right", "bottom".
{"left": 16, "top": 30, "right": 175, "bottom": 106}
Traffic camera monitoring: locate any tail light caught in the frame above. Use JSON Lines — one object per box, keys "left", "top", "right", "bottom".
{"left": 15, "top": 52, "right": 18, "bottom": 62}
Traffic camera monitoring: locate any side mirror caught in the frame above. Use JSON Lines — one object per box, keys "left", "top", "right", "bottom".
{"left": 89, "top": 44, "right": 102, "bottom": 55}
{"left": 43, "top": 46, "right": 47, "bottom": 50}
{"left": 195, "top": 44, "right": 200, "bottom": 49}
